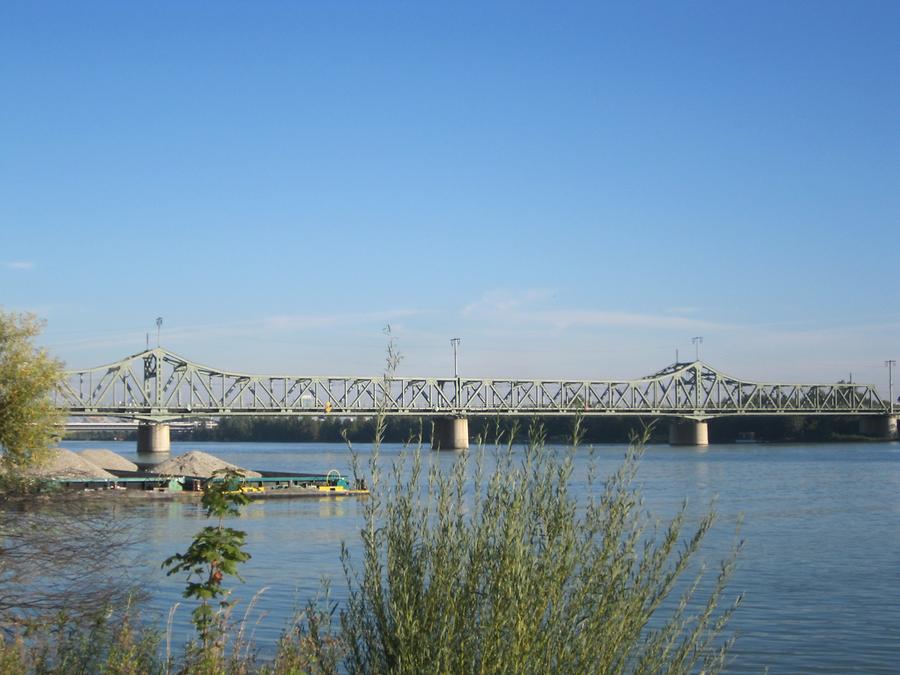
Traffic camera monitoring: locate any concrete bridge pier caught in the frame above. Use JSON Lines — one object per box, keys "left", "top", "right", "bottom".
{"left": 137, "top": 422, "right": 171, "bottom": 453}
{"left": 859, "top": 415, "right": 898, "bottom": 440}
{"left": 668, "top": 419, "right": 709, "bottom": 446}
{"left": 431, "top": 417, "right": 469, "bottom": 450}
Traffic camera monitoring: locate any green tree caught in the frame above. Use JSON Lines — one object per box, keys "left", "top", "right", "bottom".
{"left": 0, "top": 310, "right": 64, "bottom": 470}
{"left": 163, "top": 469, "right": 252, "bottom": 659}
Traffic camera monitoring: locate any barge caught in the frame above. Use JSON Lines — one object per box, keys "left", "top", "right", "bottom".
{"left": 47, "top": 468, "right": 368, "bottom": 500}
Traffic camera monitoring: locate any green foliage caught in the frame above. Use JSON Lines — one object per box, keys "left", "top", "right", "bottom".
{"left": 174, "top": 411, "right": 870, "bottom": 446}
{"left": 0, "top": 310, "right": 65, "bottom": 471}
{"left": 200, "top": 469, "right": 252, "bottom": 517}
{"left": 186, "top": 415, "right": 437, "bottom": 444}
{"left": 264, "top": 588, "right": 343, "bottom": 675}
{"left": 0, "top": 470, "right": 59, "bottom": 496}
{"left": 338, "top": 425, "right": 741, "bottom": 674}
{"left": 0, "top": 604, "right": 162, "bottom": 675}
{"left": 0, "top": 637, "right": 25, "bottom": 673}
{"left": 163, "top": 469, "right": 252, "bottom": 651}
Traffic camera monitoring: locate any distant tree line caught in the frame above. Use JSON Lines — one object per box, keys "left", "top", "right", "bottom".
{"left": 65, "top": 413, "right": 873, "bottom": 445}
{"left": 93, "top": 413, "right": 875, "bottom": 445}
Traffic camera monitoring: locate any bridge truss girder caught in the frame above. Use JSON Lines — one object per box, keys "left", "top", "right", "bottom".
{"left": 56, "top": 348, "right": 889, "bottom": 423}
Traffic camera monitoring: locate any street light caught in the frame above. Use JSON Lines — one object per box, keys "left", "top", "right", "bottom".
{"left": 886, "top": 360, "right": 896, "bottom": 413}
{"left": 450, "top": 338, "right": 461, "bottom": 378}
{"left": 691, "top": 336, "right": 703, "bottom": 362}
{"left": 156, "top": 317, "right": 163, "bottom": 347}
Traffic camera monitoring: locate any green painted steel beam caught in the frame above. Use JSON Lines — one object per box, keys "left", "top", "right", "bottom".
{"left": 56, "top": 348, "right": 890, "bottom": 420}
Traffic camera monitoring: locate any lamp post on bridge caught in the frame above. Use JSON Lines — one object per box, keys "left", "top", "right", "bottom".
{"left": 887, "top": 360, "right": 896, "bottom": 414}
{"left": 433, "top": 337, "right": 469, "bottom": 450}
{"left": 450, "top": 337, "right": 461, "bottom": 378}
{"left": 692, "top": 336, "right": 703, "bottom": 362}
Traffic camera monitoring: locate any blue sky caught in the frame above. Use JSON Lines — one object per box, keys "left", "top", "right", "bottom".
{"left": 1, "top": 2, "right": 898, "bottom": 391}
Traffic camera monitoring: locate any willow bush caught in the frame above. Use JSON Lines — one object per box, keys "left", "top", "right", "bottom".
{"left": 339, "top": 423, "right": 741, "bottom": 675}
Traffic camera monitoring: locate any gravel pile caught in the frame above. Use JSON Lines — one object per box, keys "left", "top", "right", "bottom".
{"left": 150, "top": 450, "right": 260, "bottom": 478}
{"left": 79, "top": 448, "right": 139, "bottom": 472}
{"left": 27, "top": 448, "right": 117, "bottom": 480}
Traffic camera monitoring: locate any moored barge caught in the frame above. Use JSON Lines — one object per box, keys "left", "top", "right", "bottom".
{"left": 46, "top": 468, "right": 368, "bottom": 499}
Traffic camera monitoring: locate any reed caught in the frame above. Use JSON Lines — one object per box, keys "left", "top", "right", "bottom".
{"left": 0, "top": 603, "right": 162, "bottom": 675}
{"left": 337, "top": 423, "right": 741, "bottom": 674}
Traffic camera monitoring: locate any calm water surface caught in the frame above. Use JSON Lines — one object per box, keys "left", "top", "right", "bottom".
{"left": 59, "top": 439, "right": 900, "bottom": 673}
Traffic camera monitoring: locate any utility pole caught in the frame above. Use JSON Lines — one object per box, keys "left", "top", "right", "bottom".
{"left": 691, "top": 336, "right": 703, "bottom": 362}
{"left": 450, "top": 338, "right": 461, "bottom": 378}
{"left": 156, "top": 317, "right": 163, "bottom": 347}
{"left": 887, "top": 360, "right": 896, "bottom": 413}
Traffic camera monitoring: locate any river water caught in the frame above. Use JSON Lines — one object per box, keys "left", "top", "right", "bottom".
{"left": 57, "top": 439, "right": 900, "bottom": 673}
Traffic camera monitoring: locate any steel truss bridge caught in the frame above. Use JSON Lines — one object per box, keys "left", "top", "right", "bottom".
{"left": 56, "top": 347, "right": 891, "bottom": 423}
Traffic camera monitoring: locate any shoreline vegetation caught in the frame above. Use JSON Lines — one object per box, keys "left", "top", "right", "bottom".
{"left": 1, "top": 429, "right": 741, "bottom": 674}
{"left": 67, "top": 413, "right": 879, "bottom": 445}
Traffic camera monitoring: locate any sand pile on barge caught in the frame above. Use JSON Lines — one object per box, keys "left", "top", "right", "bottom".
{"left": 151, "top": 450, "right": 260, "bottom": 478}
{"left": 79, "top": 448, "right": 138, "bottom": 472}
{"left": 27, "top": 448, "right": 117, "bottom": 480}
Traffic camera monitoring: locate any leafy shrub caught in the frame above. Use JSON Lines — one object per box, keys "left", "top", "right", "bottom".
{"left": 0, "top": 604, "right": 161, "bottom": 675}
{"left": 338, "top": 424, "right": 741, "bottom": 674}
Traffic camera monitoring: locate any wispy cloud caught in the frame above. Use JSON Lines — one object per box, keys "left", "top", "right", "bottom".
{"left": 522, "top": 309, "right": 723, "bottom": 331}
{"left": 734, "top": 318, "right": 900, "bottom": 349}
{"left": 462, "top": 289, "right": 723, "bottom": 331}
{"left": 45, "top": 309, "right": 429, "bottom": 356}
{"left": 665, "top": 306, "right": 700, "bottom": 315}
{"left": 263, "top": 309, "right": 426, "bottom": 332}
{"left": 462, "top": 289, "right": 554, "bottom": 316}
{"left": 3, "top": 261, "right": 34, "bottom": 270}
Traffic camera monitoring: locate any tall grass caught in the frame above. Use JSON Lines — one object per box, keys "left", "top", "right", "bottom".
{"left": 339, "top": 422, "right": 741, "bottom": 674}
{"left": 0, "top": 604, "right": 162, "bottom": 675}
